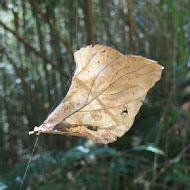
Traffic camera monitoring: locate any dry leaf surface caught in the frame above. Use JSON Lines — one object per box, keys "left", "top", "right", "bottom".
{"left": 30, "top": 45, "right": 163, "bottom": 144}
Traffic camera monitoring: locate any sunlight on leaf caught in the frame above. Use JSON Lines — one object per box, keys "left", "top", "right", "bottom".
{"left": 30, "top": 45, "right": 163, "bottom": 144}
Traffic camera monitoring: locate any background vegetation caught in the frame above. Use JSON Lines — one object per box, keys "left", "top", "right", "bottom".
{"left": 0, "top": 0, "right": 190, "bottom": 189}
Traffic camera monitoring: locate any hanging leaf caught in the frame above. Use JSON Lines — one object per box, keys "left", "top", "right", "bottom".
{"left": 29, "top": 45, "right": 163, "bottom": 144}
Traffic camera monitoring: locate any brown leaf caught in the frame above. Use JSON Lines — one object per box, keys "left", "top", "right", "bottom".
{"left": 29, "top": 45, "right": 163, "bottom": 144}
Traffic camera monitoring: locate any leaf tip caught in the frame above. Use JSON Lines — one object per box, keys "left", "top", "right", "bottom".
{"left": 29, "top": 126, "right": 44, "bottom": 135}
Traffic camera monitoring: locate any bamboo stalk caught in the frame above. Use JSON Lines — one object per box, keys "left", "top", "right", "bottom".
{"left": 0, "top": 45, "right": 48, "bottom": 113}
{"left": 85, "top": 0, "right": 94, "bottom": 45}
{"left": 34, "top": 6, "right": 53, "bottom": 105}
{"left": 0, "top": 20, "right": 70, "bottom": 78}
{"left": 29, "top": 0, "right": 74, "bottom": 55}
{"left": 126, "top": 0, "right": 135, "bottom": 54}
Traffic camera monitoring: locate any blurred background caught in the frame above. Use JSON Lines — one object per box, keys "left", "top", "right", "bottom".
{"left": 0, "top": 0, "right": 190, "bottom": 189}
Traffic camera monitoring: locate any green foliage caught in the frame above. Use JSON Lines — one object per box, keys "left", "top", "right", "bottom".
{"left": 3, "top": 144, "right": 190, "bottom": 189}
{"left": 3, "top": 146, "right": 120, "bottom": 190}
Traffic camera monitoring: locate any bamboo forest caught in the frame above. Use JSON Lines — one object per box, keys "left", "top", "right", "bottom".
{"left": 0, "top": 0, "right": 190, "bottom": 189}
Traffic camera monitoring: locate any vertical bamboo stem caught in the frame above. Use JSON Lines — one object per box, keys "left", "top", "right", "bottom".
{"left": 86, "top": 0, "right": 94, "bottom": 45}
{"left": 126, "top": 0, "right": 135, "bottom": 54}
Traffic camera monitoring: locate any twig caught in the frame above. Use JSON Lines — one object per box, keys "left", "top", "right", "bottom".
{"left": 153, "top": 89, "right": 173, "bottom": 175}
{"left": 152, "top": 143, "right": 190, "bottom": 182}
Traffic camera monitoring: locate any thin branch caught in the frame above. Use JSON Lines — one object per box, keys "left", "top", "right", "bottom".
{"left": 0, "top": 45, "right": 48, "bottom": 113}
{"left": 152, "top": 89, "right": 173, "bottom": 175}
{"left": 29, "top": 0, "right": 74, "bottom": 55}
{"left": 126, "top": 0, "right": 135, "bottom": 54}
{"left": 151, "top": 143, "right": 190, "bottom": 183}
{"left": 0, "top": 20, "right": 70, "bottom": 78}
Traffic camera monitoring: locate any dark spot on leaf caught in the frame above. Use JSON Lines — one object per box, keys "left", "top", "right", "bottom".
{"left": 88, "top": 126, "right": 98, "bottom": 131}
{"left": 102, "top": 50, "right": 105, "bottom": 53}
{"left": 122, "top": 109, "right": 128, "bottom": 114}
{"left": 54, "top": 123, "right": 73, "bottom": 130}
{"left": 98, "top": 61, "right": 100, "bottom": 63}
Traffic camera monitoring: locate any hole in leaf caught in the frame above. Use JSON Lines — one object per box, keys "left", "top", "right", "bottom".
{"left": 87, "top": 126, "right": 98, "bottom": 131}
{"left": 122, "top": 109, "right": 128, "bottom": 114}
{"left": 53, "top": 123, "right": 73, "bottom": 130}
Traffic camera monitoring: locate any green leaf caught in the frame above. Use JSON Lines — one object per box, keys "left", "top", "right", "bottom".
{"left": 169, "top": 155, "right": 181, "bottom": 164}
{"left": 0, "top": 180, "right": 7, "bottom": 190}
{"left": 133, "top": 143, "right": 165, "bottom": 155}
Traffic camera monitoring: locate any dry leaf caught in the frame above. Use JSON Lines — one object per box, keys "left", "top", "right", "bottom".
{"left": 29, "top": 45, "right": 163, "bottom": 144}
{"left": 181, "top": 101, "right": 190, "bottom": 112}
